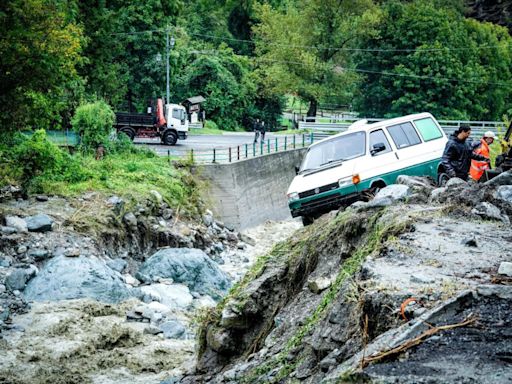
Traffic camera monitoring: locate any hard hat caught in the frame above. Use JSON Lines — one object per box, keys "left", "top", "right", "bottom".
{"left": 483, "top": 131, "right": 496, "bottom": 138}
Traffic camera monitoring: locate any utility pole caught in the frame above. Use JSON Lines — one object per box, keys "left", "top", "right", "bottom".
{"left": 165, "top": 28, "right": 175, "bottom": 107}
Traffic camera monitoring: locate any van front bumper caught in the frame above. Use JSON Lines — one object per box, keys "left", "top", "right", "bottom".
{"left": 289, "top": 185, "right": 362, "bottom": 218}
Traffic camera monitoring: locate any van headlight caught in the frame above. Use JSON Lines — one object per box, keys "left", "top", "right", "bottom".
{"left": 338, "top": 176, "right": 353, "bottom": 187}
{"left": 287, "top": 192, "right": 299, "bottom": 202}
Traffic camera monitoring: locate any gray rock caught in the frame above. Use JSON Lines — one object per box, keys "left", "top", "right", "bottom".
{"left": 410, "top": 274, "right": 435, "bottom": 284}
{"left": 396, "top": 175, "right": 434, "bottom": 193}
{"left": 24, "top": 255, "right": 135, "bottom": 303}
{"left": 136, "top": 248, "right": 231, "bottom": 299}
{"left": 144, "top": 325, "right": 163, "bottom": 335}
{"left": 159, "top": 376, "right": 182, "bottom": 384}
{"left": 162, "top": 208, "right": 173, "bottom": 220}
{"left": 107, "top": 195, "right": 124, "bottom": 214}
{"left": 239, "top": 233, "right": 256, "bottom": 246}
{"left": 4, "top": 216, "right": 27, "bottom": 233}
{"left": 308, "top": 277, "right": 333, "bottom": 294}
{"left": 0, "top": 257, "right": 11, "bottom": 267}
{"left": 16, "top": 246, "right": 27, "bottom": 254}
{"left": 212, "top": 242, "right": 224, "bottom": 253}
{"left": 484, "top": 170, "right": 512, "bottom": 186}
{"left": 27, "top": 249, "right": 51, "bottom": 261}
{"left": 0, "top": 284, "right": 5, "bottom": 294}
{"left": 25, "top": 214, "right": 53, "bottom": 232}
{"left": 471, "top": 202, "right": 508, "bottom": 223}
{"left": 65, "top": 248, "right": 80, "bottom": 257}
{"left": 6, "top": 267, "right": 37, "bottom": 291}
{"left": 374, "top": 184, "right": 411, "bottom": 201}
{"left": 0, "top": 226, "right": 17, "bottom": 235}
{"left": 430, "top": 187, "right": 447, "bottom": 202}
{"left": 461, "top": 237, "right": 478, "bottom": 247}
{"left": 35, "top": 195, "right": 49, "bottom": 202}
{"left": 159, "top": 320, "right": 186, "bottom": 339}
{"left": 202, "top": 214, "right": 213, "bottom": 227}
{"left": 106, "top": 258, "right": 127, "bottom": 273}
{"left": 123, "top": 212, "right": 138, "bottom": 229}
{"left": 498, "top": 262, "right": 512, "bottom": 277}
{"left": 446, "top": 177, "right": 467, "bottom": 188}
{"left": 367, "top": 197, "right": 393, "bottom": 208}
{"left": 477, "top": 284, "right": 512, "bottom": 299}
{"left": 494, "top": 185, "right": 512, "bottom": 204}
{"left": 139, "top": 284, "right": 193, "bottom": 309}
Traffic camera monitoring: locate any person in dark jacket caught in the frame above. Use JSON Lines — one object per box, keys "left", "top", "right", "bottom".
{"left": 441, "top": 124, "right": 488, "bottom": 181}
{"left": 253, "top": 118, "right": 261, "bottom": 143}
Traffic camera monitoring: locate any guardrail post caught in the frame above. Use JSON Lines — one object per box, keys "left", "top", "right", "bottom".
{"left": 267, "top": 139, "right": 270, "bottom": 154}
{"left": 275, "top": 137, "right": 278, "bottom": 152}
{"left": 284, "top": 136, "right": 287, "bottom": 151}
{"left": 260, "top": 140, "right": 263, "bottom": 155}
{"left": 245, "top": 144, "right": 248, "bottom": 158}
{"left": 168, "top": 150, "right": 170, "bottom": 164}
{"left": 190, "top": 149, "right": 194, "bottom": 163}
{"left": 302, "top": 134, "right": 305, "bottom": 147}
{"left": 229, "top": 147, "right": 232, "bottom": 162}
{"left": 310, "top": 132, "right": 313, "bottom": 144}
{"left": 293, "top": 135, "right": 296, "bottom": 149}
{"left": 237, "top": 145, "right": 240, "bottom": 160}
{"left": 253, "top": 142, "right": 256, "bottom": 157}
{"left": 213, "top": 148, "right": 216, "bottom": 163}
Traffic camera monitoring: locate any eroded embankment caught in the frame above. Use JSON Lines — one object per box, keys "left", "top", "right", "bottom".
{"left": 182, "top": 174, "right": 512, "bottom": 384}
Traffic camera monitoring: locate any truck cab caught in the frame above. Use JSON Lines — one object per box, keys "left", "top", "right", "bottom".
{"left": 165, "top": 103, "right": 189, "bottom": 142}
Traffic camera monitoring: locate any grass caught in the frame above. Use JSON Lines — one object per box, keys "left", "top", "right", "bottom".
{"left": 190, "top": 127, "right": 226, "bottom": 135}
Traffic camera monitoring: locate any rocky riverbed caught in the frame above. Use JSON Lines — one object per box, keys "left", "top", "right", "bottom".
{"left": 0, "top": 188, "right": 301, "bottom": 383}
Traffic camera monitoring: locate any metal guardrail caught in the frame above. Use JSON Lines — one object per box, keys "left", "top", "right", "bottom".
{"left": 299, "top": 119, "right": 507, "bottom": 141}
{"left": 166, "top": 134, "right": 314, "bottom": 164}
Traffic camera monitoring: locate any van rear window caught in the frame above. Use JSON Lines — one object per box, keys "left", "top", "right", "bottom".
{"left": 414, "top": 117, "right": 443, "bottom": 141}
{"left": 387, "top": 122, "right": 421, "bottom": 149}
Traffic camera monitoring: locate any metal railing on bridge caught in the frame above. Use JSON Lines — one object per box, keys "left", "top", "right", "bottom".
{"left": 299, "top": 118, "right": 507, "bottom": 141}
{"left": 167, "top": 133, "right": 314, "bottom": 164}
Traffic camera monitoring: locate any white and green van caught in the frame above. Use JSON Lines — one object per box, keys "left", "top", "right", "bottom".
{"left": 287, "top": 113, "right": 448, "bottom": 225}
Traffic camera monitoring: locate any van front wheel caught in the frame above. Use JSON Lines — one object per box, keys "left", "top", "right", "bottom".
{"left": 437, "top": 172, "right": 450, "bottom": 187}
{"left": 301, "top": 215, "right": 314, "bottom": 226}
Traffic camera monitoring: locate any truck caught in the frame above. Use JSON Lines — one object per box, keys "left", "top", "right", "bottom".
{"left": 114, "top": 98, "right": 188, "bottom": 146}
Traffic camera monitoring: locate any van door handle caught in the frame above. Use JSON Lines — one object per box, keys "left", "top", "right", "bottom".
{"left": 395, "top": 152, "right": 399, "bottom": 159}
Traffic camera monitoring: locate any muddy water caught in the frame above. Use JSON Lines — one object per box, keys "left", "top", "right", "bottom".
{"left": 0, "top": 219, "right": 302, "bottom": 384}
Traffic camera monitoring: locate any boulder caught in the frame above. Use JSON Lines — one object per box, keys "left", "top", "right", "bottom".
{"left": 123, "top": 212, "right": 138, "bottom": 229}
{"left": 484, "top": 170, "right": 512, "bottom": 186}
{"left": 24, "top": 255, "right": 135, "bottom": 303}
{"left": 27, "top": 249, "right": 52, "bottom": 261}
{"left": 498, "top": 262, "right": 512, "bottom": 277}
{"left": 159, "top": 320, "right": 187, "bottom": 339}
{"left": 202, "top": 214, "right": 214, "bottom": 227}
{"left": 445, "top": 177, "right": 467, "bottom": 188}
{"left": 374, "top": 184, "right": 411, "bottom": 201}
{"left": 430, "top": 187, "right": 447, "bottom": 202}
{"left": 35, "top": 195, "right": 49, "bottom": 202}
{"left": 106, "top": 258, "right": 127, "bottom": 273}
{"left": 4, "top": 216, "right": 27, "bottom": 233}
{"left": 25, "top": 214, "right": 53, "bottom": 232}
{"left": 6, "top": 266, "right": 37, "bottom": 291}
{"left": 396, "top": 175, "right": 435, "bottom": 193}
{"left": 139, "top": 284, "right": 193, "bottom": 309}
{"left": 471, "top": 202, "right": 509, "bottom": 223}
{"left": 149, "top": 190, "right": 163, "bottom": 205}
{"left": 136, "top": 248, "right": 231, "bottom": 299}
{"left": 0, "top": 226, "right": 17, "bottom": 235}
{"left": 494, "top": 186, "right": 512, "bottom": 204}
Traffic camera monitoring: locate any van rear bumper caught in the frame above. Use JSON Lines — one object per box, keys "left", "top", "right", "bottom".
{"left": 289, "top": 188, "right": 362, "bottom": 218}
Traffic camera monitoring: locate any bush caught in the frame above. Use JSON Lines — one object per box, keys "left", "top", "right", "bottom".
{"left": 72, "top": 100, "right": 115, "bottom": 151}
{"left": 204, "top": 120, "right": 218, "bottom": 130}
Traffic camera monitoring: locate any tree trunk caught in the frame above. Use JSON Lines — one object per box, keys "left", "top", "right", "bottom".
{"left": 307, "top": 99, "right": 317, "bottom": 121}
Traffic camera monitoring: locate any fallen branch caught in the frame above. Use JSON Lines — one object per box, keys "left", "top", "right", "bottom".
{"left": 361, "top": 314, "right": 477, "bottom": 368}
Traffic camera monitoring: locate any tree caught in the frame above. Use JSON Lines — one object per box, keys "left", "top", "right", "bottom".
{"left": 353, "top": 0, "right": 512, "bottom": 120}
{"left": 253, "top": 0, "right": 379, "bottom": 117}
{"left": 0, "top": 0, "right": 85, "bottom": 131}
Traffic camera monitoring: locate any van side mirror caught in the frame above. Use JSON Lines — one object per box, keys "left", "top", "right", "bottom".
{"left": 371, "top": 143, "right": 386, "bottom": 156}
{"left": 294, "top": 166, "right": 300, "bottom": 175}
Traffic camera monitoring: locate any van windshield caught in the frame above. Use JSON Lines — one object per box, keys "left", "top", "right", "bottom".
{"left": 300, "top": 131, "right": 366, "bottom": 172}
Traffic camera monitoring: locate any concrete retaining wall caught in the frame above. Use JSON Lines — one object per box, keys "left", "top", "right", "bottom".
{"left": 199, "top": 148, "right": 307, "bottom": 230}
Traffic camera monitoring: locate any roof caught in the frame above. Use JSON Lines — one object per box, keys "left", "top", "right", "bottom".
{"left": 310, "top": 112, "right": 437, "bottom": 148}
{"left": 184, "top": 96, "right": 206, "bottom": 104}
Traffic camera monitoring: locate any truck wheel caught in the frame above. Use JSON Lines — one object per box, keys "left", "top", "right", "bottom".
{"left": 119, "top": 127, "right": 135, "bottom": 141}
{"left": 163, "top": 130, "right": 178, "bottom": 146}
{"left": 437, "top": 172, "right": 450, "bottom": 187}
{"left": 301, "top": 215, "right": 314, "bottom": 226}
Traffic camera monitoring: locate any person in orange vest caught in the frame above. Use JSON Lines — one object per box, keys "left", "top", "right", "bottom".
{"left": 470, "top": 131, "right": 495, "bottom": 181}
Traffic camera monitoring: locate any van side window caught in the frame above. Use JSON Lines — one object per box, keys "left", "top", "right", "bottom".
{"left": 387, "top": 122, "right": 421, "bottom": 149}
{"left": 369, "top": 129, "right": 392, "bottom": 155}
{"left": 414, "top": 117, "right": 443, "bottom": 141}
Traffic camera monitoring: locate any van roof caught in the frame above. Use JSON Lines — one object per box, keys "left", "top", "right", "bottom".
{"left": 310, "top": 112, "right": 437, "bottom": 148}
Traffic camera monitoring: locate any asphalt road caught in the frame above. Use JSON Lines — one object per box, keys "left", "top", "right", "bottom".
{"left": 134, "top": 132, "right": 280, "bottom": 156}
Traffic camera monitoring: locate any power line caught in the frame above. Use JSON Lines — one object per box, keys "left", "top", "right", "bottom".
{"left": 109, "top": 28, "right": 511, "bottom": 53}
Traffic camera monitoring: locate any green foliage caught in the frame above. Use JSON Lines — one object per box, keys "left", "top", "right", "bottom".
{"left": 354, "top": 0, "right": 512, "bottom": 120}
{"left": 253, "top": 0, "right": 378, "bottom": 116}
{"left": 72, "top": 101, "right": 115, "bottom": 150}
{"left": 0, "top": 0, "right": 85, "bottom": 131}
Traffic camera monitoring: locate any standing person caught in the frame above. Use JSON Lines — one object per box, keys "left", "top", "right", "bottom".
{"left": 260, "top": 121, "right": 266, "bottom": 143}
{"left": 253, "top": 118, "right": 260, "bottom": 143}
{"left": 441, "top": 124, "right": 488, "bottom": 181}
{"left": 470, "top": 131, "right": 495, "bottom": 181}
